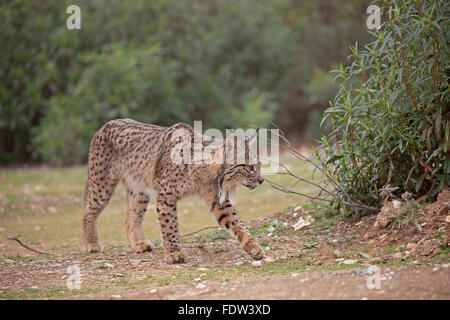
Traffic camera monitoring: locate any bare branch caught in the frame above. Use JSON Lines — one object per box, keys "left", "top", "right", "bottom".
{"left": 7, "top": 236, "right": 56, "bottom": 256}
{"left": 264, "top": 178, "right": 378, "bottom": 212}
{"left": 180, "top": 226, "right": 221, "bottom": 238}
{"left": 263, "top": 121, "right": 379, "bottom": 213}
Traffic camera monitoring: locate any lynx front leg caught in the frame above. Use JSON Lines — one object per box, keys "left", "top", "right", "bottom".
{"left": 210, "top": 198, "right": 264, "bottom": 260}
{"left": 156, "top": 196, "right": 187, "bottom": 264}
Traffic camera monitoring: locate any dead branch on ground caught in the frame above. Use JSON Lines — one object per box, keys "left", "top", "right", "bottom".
{"left": 7, "top": 236, "right": 56, "bottom": 256}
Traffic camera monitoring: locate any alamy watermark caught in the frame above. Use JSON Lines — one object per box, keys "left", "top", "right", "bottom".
{"left": 66, "top": 5, "right": 81, "bottom": 30}
{"left": 169, "top": 121, "right": 280, "bottom": 175}
{"left": 66, "top": 264, "right": 82, "bottom": 290}
{"left": 366, "top": 5, "right": 381, "bottom": 30}
{"left": 366, "top": 265, "right": 382, "bottom": 290}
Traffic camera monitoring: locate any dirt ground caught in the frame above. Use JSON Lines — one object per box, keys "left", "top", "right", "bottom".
{"left": 1, "top": 178, "right": 449, "bottom": 299}
{"left": 71, "top": 265, "right": 450, "bottom": 300}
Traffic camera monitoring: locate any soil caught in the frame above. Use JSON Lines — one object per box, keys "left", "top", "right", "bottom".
{"left": 70, "top": 265, "right": 450, "bottom": 300}
{"left": 1, "top": 189, "right": 449, "bottom": 300}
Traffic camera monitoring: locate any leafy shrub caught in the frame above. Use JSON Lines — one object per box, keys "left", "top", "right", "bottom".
{"left": 317, "top": 0, "right": 449, "bottom": 208}
{"left": 1, "top": 0, "right": 372, "bottom": 165}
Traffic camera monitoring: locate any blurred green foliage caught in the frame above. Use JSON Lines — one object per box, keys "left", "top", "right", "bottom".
{"left": 1, "top": 0, "right": 371, "bottom": 165}
{"left": 317, "top": 0, "right": 449, "bottom": 207}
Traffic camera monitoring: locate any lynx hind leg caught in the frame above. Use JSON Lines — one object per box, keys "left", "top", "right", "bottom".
{"left": 82, "top": 137, "right": 119, "bottom": 253}
{"left": 83, "top": 174, "right": 118, "bottom": 253}
{"left": 125, "top": 189, "right": 153, "bottom": 253}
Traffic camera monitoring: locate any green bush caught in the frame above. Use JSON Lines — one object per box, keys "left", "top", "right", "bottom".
{"left": 1, "top": 0, "right": 372, "bottom": 165}
{"left": 317, "top": 0, "right": 449, "bottom": 208}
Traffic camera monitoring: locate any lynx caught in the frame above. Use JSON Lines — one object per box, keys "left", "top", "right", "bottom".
{"left": 83, "top": 119, "right": 265, "bottom": 264}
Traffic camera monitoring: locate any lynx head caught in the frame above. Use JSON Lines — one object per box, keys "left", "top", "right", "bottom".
{"left": 217, "top": 130, "right": 264, "bottom": 203}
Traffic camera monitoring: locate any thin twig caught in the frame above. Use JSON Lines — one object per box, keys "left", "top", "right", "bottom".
{"left": 402, "top": 235, "right": 428, "bottom": 260}
{"left": 181, "top": 226, "right": 221, "bottom": 238}
{"left": 266, "top": 120, "right": 378, "bottom": 212}
{"left": 269, "top": 120, "right": 346, "bottom": 195}
{"left": 7, "top": 236, "right": 56, "bottom": 256}
{"left": 265, "top": 177, "right": 378, "bottom": 212}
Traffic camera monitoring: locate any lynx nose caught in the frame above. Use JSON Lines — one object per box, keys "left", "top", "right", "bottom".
{"left": 257, "top": 177, "right": 265, "bottom": 184}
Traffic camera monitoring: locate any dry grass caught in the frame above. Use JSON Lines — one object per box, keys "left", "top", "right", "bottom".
{"left": 0, "top": 152, "right": 320, "bottom": 257}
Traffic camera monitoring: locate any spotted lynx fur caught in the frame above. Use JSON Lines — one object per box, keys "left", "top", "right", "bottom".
{"left": 83, "top": 119, "right": 265, "bottom": 264}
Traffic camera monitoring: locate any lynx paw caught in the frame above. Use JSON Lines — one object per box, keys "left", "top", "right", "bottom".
{"left": 243, "top": 240, "right": 265, "bottom": 260}
{"left": 165, "top": 250, "right": 188, "bottom": 264}
{"left": 132, "top": 239, "right": 153, "bottom": 253}
{"left": 85, "top": 242, "right": 102, "bottom": 253}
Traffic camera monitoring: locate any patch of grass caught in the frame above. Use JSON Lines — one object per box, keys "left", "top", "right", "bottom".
{"left": 157, "top": 277, "right": 172, "bottom": 287}
{"left": 391, "top": 201, "right": 426, "bottom": 230}
{"left": 384, "top": 245, "right": 398, "bottom": 255}
{"left": 302, "top": 242, "right": 319, "bottom": 249}
{"left": 1, "top": 154, "right": 320, "bottom": 255}
{"left": 200, "top": 229, "right": 230, "bottom": 241}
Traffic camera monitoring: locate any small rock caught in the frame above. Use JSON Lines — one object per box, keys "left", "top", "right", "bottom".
{"left": 193, "top": 278, "right": 201, "bottom": 282}
{"left": 392, "top": 200, "right": 402, "bottom": 208}
{"left": 235, "top": 261, "right": 244, "bottom": 266}
{"left": 197, "top": 267, "right": 208, "bottom": 271}
{"left": 332, "top": 239, "right": 338, "bottom": 244}
{"left": 406, "top": 243, "right": 415, "bottom": 251}
{"left": 252, "top": 261, "right": 262, "bottom": 267}
{"left": 195, "top": 283, "right": 207, "bottom": 289}
{"left": 377, "top": 201, "right": 404, "bottom": 228}
{"left": 357, "top": 252, "right": 370, "bottom": 259}
{"left": 30, "top": 286, "right": 38, "bottom": 289}
{"left": 103, "top": 262, "right": 114, "bottom": 269}
{"left": 150, "top": 289, "right": 157, "bottom": 294}
{"left": 432, "top": 248, "right": 441, "bottom": 256}
{"left": 263, "top": 257, "right": 275, "bottom": 263}
{"left": 392, "top": 252, "right": 403, "bottom": 262}
{"left": 111, "top": 295, "right": 122, "bottom": 299}
{"left": 342, "top": 259, "right": 358, "bottom": 265}
{"left": 290, "top": 273, "right": 300, "bottom": 277}
{"left": 445, "top": 216, "right": 450, "bottom": 223}
{"left": 368, "top": 257, "right": 381, "bottom": 264}
{"left": 292, "top": 216, "right": 314, "bottom": 231}
{"left": 48, "top": 206, "right": 57, "bottom": 213}
{"left": 333, "top": 249, "right": 343, "bottom": 258}
{"left": 113, "top": 273, "right": 124, "bottom": 277}
{"left": 267, "top": 226, "right": 275, "bottom": 232}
